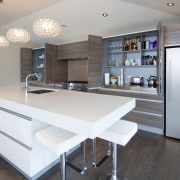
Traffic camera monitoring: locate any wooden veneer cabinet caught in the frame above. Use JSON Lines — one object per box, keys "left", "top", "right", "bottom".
{"left": 89, "top": 88, "right": 164, "bottom": 130}
{"left": 56, "top": 35, "right": 103, "bottom": 88}
{"left": 21, "top": 35, "right": 102, "bottom": 88}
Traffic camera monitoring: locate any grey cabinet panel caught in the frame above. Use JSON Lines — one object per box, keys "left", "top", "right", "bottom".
{"left": 21, "top": 48, "right": 32, "bottom": 82}
{"left": 135, "top": 99, "right": 163, "bottom": 115}
{"left": 58, "top": 41, "right": 88, "bottom": 60}
{"left": 122, "top": 111, "right": 163, "bottom": 128}
{"left": 88, "top": 88, "right": 164, "bottom": 128}
{"left": 45, "top": 43, "right": 57, "bottom": 83}
{"left": 90, "top": 88, "right": 163, "bottom": 101}
{"left": 88, "top": 35, "right": 102, "bottom": 88}
{"left": 164, "top": 24, "right": 180, "bottom": 46}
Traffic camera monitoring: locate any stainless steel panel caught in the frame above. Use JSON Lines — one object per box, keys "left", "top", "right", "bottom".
{"left": 166, "top": 46, "right": 180, "bottom": 139}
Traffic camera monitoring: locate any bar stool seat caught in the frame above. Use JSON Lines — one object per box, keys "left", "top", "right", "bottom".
{"left": 36, "top": 126, "right": 87, "bottom": 180}
{"left": 93, "top": 119, "right": 137, "bottom": 180}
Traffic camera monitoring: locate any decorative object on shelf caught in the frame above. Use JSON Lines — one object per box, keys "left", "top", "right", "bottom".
{"left": 110, "top": 76, "right": 117, "bottom": 85}
{"left": 6, "top": 28, "right": 30, "bottom": 43}
{"left": 33, "top": 18, "right": 61, "bottom": 37}
{"left": 104, "top": 73, "right": 110, "bottom": 85}
{"left": 0, "top": 36, "right": 9, "bottom": 47}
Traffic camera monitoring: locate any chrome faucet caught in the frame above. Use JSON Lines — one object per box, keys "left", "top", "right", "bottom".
{"left": 25, "top": 73, "right": 38, "bottom": 91}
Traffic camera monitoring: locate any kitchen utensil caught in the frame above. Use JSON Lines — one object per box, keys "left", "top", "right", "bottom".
{"left": 130, "top": 76, "right": 144, "bottom": 85}
{"left": 147, "top": 75, "right": 157, "bottom": 87}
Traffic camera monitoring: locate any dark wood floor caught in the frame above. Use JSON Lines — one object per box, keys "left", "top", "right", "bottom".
{"left": 0, "top": 130, "right": 180, "bottom": 180}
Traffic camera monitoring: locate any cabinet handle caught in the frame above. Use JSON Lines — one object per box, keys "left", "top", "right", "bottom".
{"left": 0, "top": 107, "right": 32, "bottom": 121}
{"left": 168, "top": 60, "right": 172, "bottom": 103}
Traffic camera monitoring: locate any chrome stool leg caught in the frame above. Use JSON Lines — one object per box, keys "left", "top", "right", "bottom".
{"left": 60, "top": 153, "right": 66, "bottom": 180}
{"left": 66, "top": 141, "right": 87, "bottom": 174}
{"left": 93, "top": 138, "right": 111, "bottom": 168}
{"left": 98, "top": 142, "right": 119, "bottom": 180}
{"left": 112, "top": 142, "right": 118, "bottom": 180}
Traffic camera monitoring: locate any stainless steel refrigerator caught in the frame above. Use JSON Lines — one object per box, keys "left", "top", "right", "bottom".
{"left": 165, "top": 46, "right": 180, "bottom": 139}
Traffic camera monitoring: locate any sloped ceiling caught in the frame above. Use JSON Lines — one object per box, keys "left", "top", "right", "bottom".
{"left": 0, "top": 0, "right": 180, "bottom": 46}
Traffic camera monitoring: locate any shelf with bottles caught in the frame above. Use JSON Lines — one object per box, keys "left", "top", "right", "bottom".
{"left": 123, "top": 35, "right": 141, "bottom": 52}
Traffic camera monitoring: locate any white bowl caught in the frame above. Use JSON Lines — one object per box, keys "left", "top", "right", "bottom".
{"left": 110, "top": 79, "right": 117, "bottom": 85}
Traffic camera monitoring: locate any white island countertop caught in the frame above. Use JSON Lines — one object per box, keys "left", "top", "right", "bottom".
{"left": 0, "top": 86, "right": 135, "bottom": 139}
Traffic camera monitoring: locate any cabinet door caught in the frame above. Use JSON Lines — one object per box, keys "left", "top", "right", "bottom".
{"left": 88, "top": 35, "right": 102, "bottom": 88}
{"left": 58, "top": 41, "right": 88, "bottom": 60}
{"left": 21, "top": 48, "right": 32, "bottom": 82}
{"left": 157, "top": 23, "right": 164, "bottom": 96}
{"left": 45, "top": 43, "right": 57, "bottom": 83}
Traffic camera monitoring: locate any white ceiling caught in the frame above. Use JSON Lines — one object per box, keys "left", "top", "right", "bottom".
{"left": 0, "top": 0, "right": 180, "bottom": 46}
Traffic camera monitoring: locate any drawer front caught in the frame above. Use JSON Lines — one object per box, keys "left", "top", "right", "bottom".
{"left": 135, "top": 99, "right": 163, "bottom": 115}
{"left": 90, "top": 89, "right": 164, "bottom": 101}
{"left": 122, "top": 111, "right": 164, "bottom": 129}
{"left": 0, "top": 108, "right": 32, "bottom": 147}
{"left": 0, "top": 133, "right": 31, "bottom": 175}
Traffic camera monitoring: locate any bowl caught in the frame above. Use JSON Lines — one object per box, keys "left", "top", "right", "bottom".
{"left": 110, "top": 79, "right": 117, "bottom": 85}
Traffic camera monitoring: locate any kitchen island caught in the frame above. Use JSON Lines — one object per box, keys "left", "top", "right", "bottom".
{"left": 0, "top": 86, "right": 135, "bottom": 179}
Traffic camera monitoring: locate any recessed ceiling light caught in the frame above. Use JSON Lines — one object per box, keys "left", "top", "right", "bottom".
{"left": 102, "top": 13, "right": 108, "bottom": 17}
{"left": 167, "top": 2, "right": 174, "bottom": 6}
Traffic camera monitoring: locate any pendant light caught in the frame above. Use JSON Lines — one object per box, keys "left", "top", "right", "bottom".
{"left": 0, "top": 36, "right": 9, "bottom": 47}
{"left": 6, "top": 28, "right": 30, "bottom": 43}
{"left": 6, "top": 0, "right": 30, "bottom": 43}
{"left": 33, "top": 18, "right": 61, "bottom": 37}
{"left": 33, "top": 1, "right": 60, "bottom": 38}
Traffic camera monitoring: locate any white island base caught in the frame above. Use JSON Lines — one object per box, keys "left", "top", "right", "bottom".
{"left": 0, "top": 86, "right": 135, "bottom": 179}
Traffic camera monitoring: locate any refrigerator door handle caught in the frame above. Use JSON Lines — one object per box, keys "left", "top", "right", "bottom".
{"left": 168, "top": 60, "right": 172, "bottom": 103}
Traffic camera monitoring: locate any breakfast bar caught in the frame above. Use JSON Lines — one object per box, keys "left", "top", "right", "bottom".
{"left": 0, "top": 86, "right": 135, "bottom": 179}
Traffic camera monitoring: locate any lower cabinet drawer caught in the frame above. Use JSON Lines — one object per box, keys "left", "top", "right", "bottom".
{"left": 122, "top": 111, "right": 164, "bottom": 129}
{"left": 0, "top": 109, "right": 32, "bottom": 147}
{"left": 0, "top": 133, "right": 31, "bottom": 175}
{"left": 135, "top": 99, "right": 163, "bottom": 115}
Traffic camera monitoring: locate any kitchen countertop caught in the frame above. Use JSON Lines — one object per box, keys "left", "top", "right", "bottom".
{"left": 0, "top": 86, "right": 135, "bottom": 139}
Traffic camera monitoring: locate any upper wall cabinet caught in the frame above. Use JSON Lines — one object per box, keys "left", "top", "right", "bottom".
{"left": 57, "top": 41, "right": 89, "bottom": 60}
{"left": 163, "top": 24, "right": 180, "bottom": 46}
{"left": 103, "top": 30, "right": 158, "bottom": 68}
{"left": 57, "top": 35, "right": 103, "bottom": 88}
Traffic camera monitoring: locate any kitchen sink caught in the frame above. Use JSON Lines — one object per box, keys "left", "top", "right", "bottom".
{"left": 29, "top": 89, "right": 55, "bottom": 94}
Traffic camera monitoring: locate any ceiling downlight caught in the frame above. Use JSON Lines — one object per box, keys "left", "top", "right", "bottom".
{"left": 102, "top": 13, "right": 108, "bottom": 17}
{"left": 167, "top": 2, "right": 174, "bottom": 6}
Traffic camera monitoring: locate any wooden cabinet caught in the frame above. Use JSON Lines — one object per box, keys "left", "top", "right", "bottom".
{"left": 58, "top": 41, "right": 88, "bottom": 60}
{"left": 21, "top": 48, "right": 33, "bottom": 82}
{"left": 45, "top": 43, "right": 57, "bottom": 83}
{"left": 103, "top": 30, "right": 161, "bottom": 94}
{"left": 21, "top": 43, "right": 57, "bottom": 83}
{"left": 88, "top": 88, "right": 164, "bottom": 130}
{"left": 57, "top": 35, "right": 102, "bottom": 88}
{"left": 21, "top": 35, "right": 102, "bottom": 86}
{"left": 88, "top": 35, "right": 102, "bottom": 88}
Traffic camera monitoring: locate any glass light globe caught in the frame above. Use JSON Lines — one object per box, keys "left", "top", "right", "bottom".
{"left": 6, "top": 28, "right": 30, "bottom": 43}
{"left": 0, "top": 36, "right": 9, "bottom": 47}
{"left": 33, "top": 18, "right": 61, "bottom": 37}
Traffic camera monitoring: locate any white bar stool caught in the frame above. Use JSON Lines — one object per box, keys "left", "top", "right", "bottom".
{"left": 35, "top": 126, "right": 87, "bottom": 180}
{"left": 93, "top": 119, "right": 137, "bottom": 180}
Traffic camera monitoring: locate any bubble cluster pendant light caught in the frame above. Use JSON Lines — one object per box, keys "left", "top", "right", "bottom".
{"left": 6, "top": 28, "right": 30, "bottom": 43}
{"left": 33, "top": 18, "right": 61, "bottom": 37}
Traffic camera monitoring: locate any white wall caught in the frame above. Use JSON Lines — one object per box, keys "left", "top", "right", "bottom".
{"left": 0, "top": 41, "right": 40, "bottom": 86}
